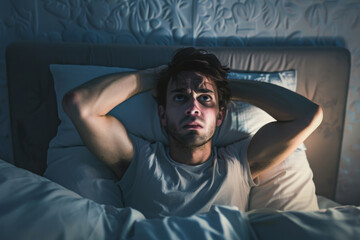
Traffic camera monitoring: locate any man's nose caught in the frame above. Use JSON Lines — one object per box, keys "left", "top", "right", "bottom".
{"left": 185, "top": 98, "right": 200, "bottom": 116}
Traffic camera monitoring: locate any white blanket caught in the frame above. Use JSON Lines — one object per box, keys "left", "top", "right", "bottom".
{"left": 0, "top": 160, "right": 359, "bottom": 240}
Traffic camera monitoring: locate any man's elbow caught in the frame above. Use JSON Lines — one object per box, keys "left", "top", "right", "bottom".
{"left": 307, "top": 104, "right": 323, "bottom": 131}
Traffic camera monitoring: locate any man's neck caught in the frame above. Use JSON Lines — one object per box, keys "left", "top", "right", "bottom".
{"left": 168, "top": 140, "right": 212, "bottom": 165}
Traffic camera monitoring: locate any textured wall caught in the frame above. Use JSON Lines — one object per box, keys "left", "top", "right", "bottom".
{"left": 0, "top": 0, "right": 359, "bottom": 205}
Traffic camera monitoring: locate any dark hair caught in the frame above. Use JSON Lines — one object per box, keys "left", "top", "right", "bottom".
{"left": 156, "top": 47, "right": 231, "bottom": 110}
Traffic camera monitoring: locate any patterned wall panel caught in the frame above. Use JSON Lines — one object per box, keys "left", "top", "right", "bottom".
{"left": 0, "top": 0, "right": 359, "bottom": 204}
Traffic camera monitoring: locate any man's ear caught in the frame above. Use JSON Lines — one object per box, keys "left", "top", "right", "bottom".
{"left": 158, "top": 105, "right": 167, "bottom": 126}
{"left": 216, "top": 107, "right": 226, "bottom": 127}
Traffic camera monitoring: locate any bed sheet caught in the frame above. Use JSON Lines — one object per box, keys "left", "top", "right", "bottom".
{"left": 317, "top": 195, "right": 341, "bottom": 209}
{"left": 1, "top": 159, "right": 359, "bottom": 240}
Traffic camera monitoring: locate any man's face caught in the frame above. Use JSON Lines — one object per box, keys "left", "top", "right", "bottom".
{"left": 158, "top": 71, "right": 225, "bottom": 148}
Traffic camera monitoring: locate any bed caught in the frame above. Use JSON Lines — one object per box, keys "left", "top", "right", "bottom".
{"left": 1, "top": 41, "right": 359, "bottom": 239}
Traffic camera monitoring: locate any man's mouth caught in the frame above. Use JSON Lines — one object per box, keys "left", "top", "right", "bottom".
{"left": 183, "top": 122, "right": 203, "bottom": 130}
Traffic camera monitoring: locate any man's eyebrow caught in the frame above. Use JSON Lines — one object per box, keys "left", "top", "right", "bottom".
{"left": 170, "top": 88, "right": 215, "bottom": 94}
{"left": 170, "top": 88, "right": 187, "bottom": 93}
{"left": 197, "top": 88, "right": 215, "bottom": 94}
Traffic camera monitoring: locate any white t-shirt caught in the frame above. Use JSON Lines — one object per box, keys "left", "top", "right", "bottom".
{"left": 118, "top": 134, "right": 256, "bottom": 219}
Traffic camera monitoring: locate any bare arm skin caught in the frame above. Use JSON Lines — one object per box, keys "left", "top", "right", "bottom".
{"left": 229, "top": 80, "right": 323, "bottom": 179}
{"left": 62, "top": 68, "right": 159, "bottom": 179}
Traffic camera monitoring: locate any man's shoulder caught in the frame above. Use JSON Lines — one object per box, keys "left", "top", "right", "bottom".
{"left": 128, "top": 133, "right": 167, "bottom": 151}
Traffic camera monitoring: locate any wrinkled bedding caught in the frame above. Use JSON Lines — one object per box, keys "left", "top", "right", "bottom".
{"left": 0, "top": 160, "right": 359, "bottom": 240}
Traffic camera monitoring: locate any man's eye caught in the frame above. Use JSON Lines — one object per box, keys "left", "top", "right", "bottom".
{"left": 199, "top": 95, "right": 212, "bottom": 102}
{"left": 174, "top": 94, "right": 186, "bottom": 102}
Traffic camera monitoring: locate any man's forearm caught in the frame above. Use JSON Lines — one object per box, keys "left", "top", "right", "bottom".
{"left": 229, "top": 80, "right": 320, "bottom": 122}
{"left": 63, "top": 69, "right": 157, "bottom": 118}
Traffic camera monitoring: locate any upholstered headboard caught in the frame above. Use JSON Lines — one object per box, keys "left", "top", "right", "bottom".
{"left": 6, "top": 41, "right": 350, "bottom": 201}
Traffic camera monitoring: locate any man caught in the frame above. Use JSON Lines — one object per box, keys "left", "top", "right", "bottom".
{"left": 63, "top": 47, "right": 323, "bottom": 218}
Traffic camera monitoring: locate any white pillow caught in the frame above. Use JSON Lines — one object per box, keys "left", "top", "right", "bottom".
{"left": 46, "top": 64, "right": 316, "bottom": 211}
{"left": 248, "top": 148, "right": 319, "bottom": 211}
{"left": 45, "top": 146, "right": 123, "bottom": 207}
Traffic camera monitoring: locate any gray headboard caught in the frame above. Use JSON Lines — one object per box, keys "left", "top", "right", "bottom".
{"left": 6, "top": 41, "right": 350, "bottom": 201}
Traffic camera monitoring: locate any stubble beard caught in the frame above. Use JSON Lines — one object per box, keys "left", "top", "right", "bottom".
{"left": 165, "top": 122, "right": 216, "bottom": 149}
